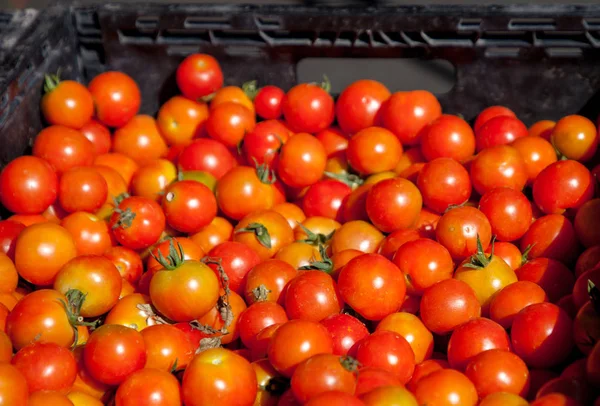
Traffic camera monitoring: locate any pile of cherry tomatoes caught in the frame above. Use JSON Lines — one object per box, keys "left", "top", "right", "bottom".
{"left": 0, "top": 52, "right": 598, "bottom": 406}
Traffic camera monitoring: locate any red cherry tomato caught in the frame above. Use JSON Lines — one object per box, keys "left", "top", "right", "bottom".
{"left": 206, "top": 102, "right": 255, "bottom": 148}
{"left": 32, "top": 125, "right": 94, "bottom": 174}
{"left": 115, "top": 368, "right": 182, "bottom": 406}
{"left": 511, "top": 135, "right": 558, "bottom": 185}
{"left": 478, "top": 187, "right": 533, "bottom": 242}
{"left": 470, "top": 145, "right": 528, "bottom": 195}
{"left": 303, "top": 180, "right": 351, "bottom": 221}
{"left": 254, "top": 85, "right": 284, "bottom": 120}
{"left": 476, "top": 115, "right": 528, "bottom": 151}
{"left": 243, "top": 119, "right": 290, "bottom": 167}
{"left": 366, "top": 177, "right": 422, "bottom": 233}
{"left": 347, "top": 127, "right": 403, "bottom": 175}
{"left": 206, "top": 241, "right": 261, "bottom": 295}
{"left": 336, "top": 79, "right": 391, "bottom": 135}
{"left": 283, "top": 83, "right": 334, "bottom": 134}
{"left": 489, "top": 280, "right": 548, "bottom": 328}
{"left": 80, "top": 119, "right": 112, "bottom": 155}
{"left": 88, "top": 71, "right": 141, "bottom": 128}
{"left": 162, "top": 180, "right": 217, "bottom": 233}
{"left": 516, "top": 257, "right": 574, "bottom": 303}
{"left": 519, "top": 214, "right": 580, "bottom": 265}
{"left": 59, "top": 167, "right": 108, "bottom": 213}
{"left": 435, "top": 206, "right": 492, "bottom": 261}
{"left": 421, "top": 114, "right": 476, "bottom": 162}
{"left": 12, "top": 342, "right": 77, "bottom": 393}
{"left": 320, "top": 314, "right": 369, "bottom": 356}
{"left": 109, "top": 196, "right": 165, "bottom": 250}
{"left": 474, "top": 105, "right": 516, "bottom": 132}
{"left": 176, "top": 53, "right": 224, "bottom": 100}
{"left": 465, "top": 349, "right": 530, "bottom": 398}
{"left": 285, "top": 270, "right": 343, "bottom": 322}
{"left": 178, "top": 138, "right": 236, "bottom": 180}
{"left": 277, "top": 132, "right": 327, "bottom": 188}
{"left": 0, "top": 220, "right": 25, "bottom": 260}
{"left": 417, "top": 157, "right": 471, "bottom": 213}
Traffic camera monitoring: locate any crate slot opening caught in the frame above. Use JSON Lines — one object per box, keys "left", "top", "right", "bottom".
{"left": 509, "top": 18, "right": 556, "bottom": 30}
{"left": 184, "top": 16, "right": 231, "bottom": 29}
{"left": 255, "top": 15, "right": 281, "bottom": 29}
{"left": 458, "top": 18, "right": 482, "bottom": 31}
{"left": 135, "top": 16, "right": 159, "bottom": 30}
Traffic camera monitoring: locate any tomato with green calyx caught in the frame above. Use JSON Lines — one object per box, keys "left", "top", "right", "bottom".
{"left": 41, "top": 74, "right": 94, "bottom": 129}
{"left": 291, "top": 354, "right": 358, "bottom": 403}
{"left": 282, "top": 79, "right": 334, "bottom": 134}
{"left": 162, "top": 180, "right": 217, "bottom": 234}
{"left": 176, "top": 53, "right": 223, "bottom": 100}
{"left": 234, "top": 210, "right": 294, "bottom": 261}
{"left": 109, "top": 196, "right": 165, "bottom": 250}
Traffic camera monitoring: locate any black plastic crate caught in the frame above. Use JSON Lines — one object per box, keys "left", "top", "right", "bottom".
{"left": 3, "top": 2, "right": 600, "bottom": 167}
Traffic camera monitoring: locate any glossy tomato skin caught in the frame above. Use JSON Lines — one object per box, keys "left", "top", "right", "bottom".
{"left": 347, "top": 127, "right": 403, "bottom": 175}
{"left": 551, "top": 114, "right": 598, "bottom": 162}
{"left": 511, "top": 302, "right": 574, "bottom": 368}
{"left": 176, "top": 53, "right": 223, "bottom": 99}
{"left": 115, "top": 368, "right": 182, "bottom": 406}
{"left": 0, "top": 363, "right": 29, "bottom": 406}
{"left": 291, "top": 353, "right": 357, "bottom": 403}
{"left": 0, "top": 156, "right": 58, "bottom": 215}
{"left": 533, "top": 160, "right": 594, "bottom": 214}
{"left": 519, "top": 214, "right": 579, "bottom": 265}
{"left": 305, "top": 391, "right": 365, "bottom": 406}
{"left": 420, "top": 114, "right": 476, "bottom": 162}
{"left": 376, "top": 312, "right": 433, "bottom": 364}
{"left": 282, "top": 83, "right": 334, "bottom": 133}
{"left": 88, "top": 71, "right": 141, "bottom": 128}
{"left": 277, "top": 132, "right": 327, "bottom": 188}
{"left": 216, "top": 165, "right": 275, "bottom": 221}
{"left": 141, "top": 324, "right": 195, "bottom": 371}
{"left": 237, "top": 301, "right": 288, "bottom": 350}
{"left": 0, "top": 220, "right": 25, "bottom": 260}
{"left": 511, "top": 136, "right": 558, "bottom": 184}
{"left": 162, "top": 180, "right": 217, "bottom": 233}
{"left": 417, "top": 158, "right": 471, "bottom": 213}
{"left": 285, "top": 270, "right": 343, "bottom": 322}
{"left": 233, "top": 210, "right": 294, "bottom": 261}
{"left": 303, "top": 180, "right": 351, "bottom": 221}
{"left": 178, "top": 138, "right": 236, "bottom": 180}
{"left": 470, "top": 145, "right": 528, "bottom": 195}
{"left": 515, "top": 258, "right": 574, "bottom": 303}
{"left": 574, "top": 300, "right": 600, "bottom": 354}
{"left": 83, "top": 324, "right": 146, "bottom": 385}
{"left": 489, "top": 281, "right": 548, "bottom": 328}
{"left": 320, "top": 314, "right": 369, "bottom": 356}
{"left": 413, "top": 369, "right": 478, "bottom": 406}
{"left": 244, "top": 258, "right": 297, "bottom": 305}
{"left": 366, "top": 177, "right": 422, "bottom": 233}
{"left": 104, "top": 246, "right": 143, "bottom": 284}
{"left": 475, "top": 115, "right": 528, "bottom": 151}
{"left": 109, "top": 196, "right": 165, "bottom": 250}
{"left": 574, "top": 198, "right": 600, "bottom": 248}
{"left": 190, "top": 216, "right": 233, "bottom": 253}
{"left": 59, "top": 167, "right": 108, "bottom": 213}
{"left": 435, "top": 206, "right": 492, "bottom": 261}
{"left": 254, "top": 85, "right": 285, "bottom": 119}
{"left": 464, "top": 349, "right": 530, "bottom": 398}
{"left": 61, "top": 212, "right": 114, "bottom": 256}
{"left": 80, "top": 119, "right": 111, "bottom": 155}
{"left": 474, "top": 106, "right": 516, "bottom": 132}
{"left": 336, "top": 80, "right": 391, "bottom": 135}
{"left": 330, "top": 220, "right": 384, "bottom": 255}
{"left": 112, "top": 115, "right": 168, "bottom": 165}
{"left": 42, "top": 78, "right": 94, "bottom": 129}
{"left": 12, "top": 342, "right": 77, "bottom": 393}
{"left": 32, "top": 125, "right": 94, "bottom": 174}
{"left": 479, "top": 187, "right": 533, "bottom": 242}
{"left": 206, "top": 241, "right": 261, "bottom": 295}
{"left": 157, "top": 95, "right": 209, "bottom": 145}
{"left": 206, "top": 102, "right": 256, "bottom": 148}
{"left": 242, "top": 119, "right": 290, "bottom": 167}
{"left": 360, "top": 385, "right": 418, "bottom": 406}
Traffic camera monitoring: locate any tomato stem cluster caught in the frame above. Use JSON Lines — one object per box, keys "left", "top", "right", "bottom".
{"left": 463, "top": 235, "right": 496, "bottom": 269}
{"left": 235, "top": 223, "right": 272, "bottom": 248}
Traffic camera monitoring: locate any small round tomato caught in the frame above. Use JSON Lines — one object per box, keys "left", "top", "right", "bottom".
{"left": 84, "top": 324, "right": 146, "bottom": 385}
{"left": 336, "top": 80, "right": 391, "bottom": 135}
{"left": 406, "top": 359, "right": 449, "bottom": 393}
{"left": 420, "top": 279, "right": 481, "bottom": 334}
{"left": 533, "top": 160, "right": 594, "bottom": 214}
{"left": 0, "top": 220, "right": 25, "bottom": 260}
{"left": 574, "top": 198, "right": 600, "bottom": 248}
{"left": 157, "top": 96, "right": 209, "bottom": 145}
{"left": 0, "top": 156, "right": 57, "bottom": 215}
{"left": 511, "top": 136, "right": 557, "bottom": 184}
{"left": 176, "top": 53, "right": 223, "bottom": 99}
{"left": 474, "top": 106, "right": 516, "bottom": 132}
{"left": 112, "top": 115, "right": 168, "bottom": 165}
{"left": 277, "top": 132, "right": 327, "bottom": 188}
{"left": 489, "top": 281, "right": 548, "bottom": 328}
{"left": 380, "top": 90, "right": 441, "bottom": 145}
{"left": 511, "top": 302, "right": 574, "bottom": 368}
{"left": 205, "top": 241, "right": 260, "bottom": 295}
{"left": 392, "top": 238, "right": 453, "bottom": 296}
{"left": 485, "top": 241, "right": 523, "bottom": 270}
{"left": 529, "top": 119, "right": 556, "bottom": 138}
{"left": 282, "top": 82, "right": 334, "bottom": 133}
{"left": 320, "top": 313, "right": 369, "bottom": 356}
{"left": 237, "top": 301, "right": 288, "bottom": 350}
{"left": 476, "top": 115, "right": 528, "bottom": 151}
{"left": 211, "top": 85, "right": 254, "bottom": 113}
{"left": 80, "top": 119, "right": 111, "bottom": 155}
{"left": 104, "top": 246, "right": 143, "bottom": 284}
{"left": 414, "top": 369, "right": 478, "bottom": 406}
{"left": 292, "top": 353, "right": 357, "bottom": 403}
{"left": 94, "top": 152, "right": 139, "bottom": 187}
{"left": 480, "top": 392, "right": 529, "bottom": 406}
{"left": 330, "top": 220, "right": 384, "bottom": 255}
{"left": 376, "top": 312, "right": 433, "bottom": 364}
{"left": 465, "top": 349, "right": 530, "bottom": 398}
{"left": 303, "top": 180, "right": 351, "bottom": 221}
{"left": 242, "top": 119, "right": 290, "bottom": 167}
{"left": 233, "top": 210, "right": 294, "bottom": 261}
{"left": 360, "top": 385, "right": 418, "bottom": 406}
{"left": 470, "top": 145, "right": 528, "bottom": 195}
{"left": 104, "top": 293, "right": 155, "bottom": 331}
{"left": 338, "top": 254, "right": 406, "bottom": 321}
{"left": 417, "top": 157, "right": 471, "bottom": 214}
{"left": 574, "top": 299, "right": 600, "bottom": 354}
{"left": 420, "top": 114, "right": 476, "bottom": 162}
{"left": 41, "top": 76, "right": 94, "bottom": 129}
{"left": 377, "top": 228, "right": 422, "bottom": 259}
{"left": 573, "top": 267, "right": 600, "bottom": 309}
{"left": 354, "top": 367, "right": 403, "bottom": 397}
{"left": 272, "top": 202, "right": 306, "bottom": 231}
{"left": 285, "top": 271, "right": 343, "bottom": 322}
{"left": 435, "top": 206, "right": 492, "bottom": 261}
{"left": 479, "top": 188, "right": 533, "bottom": 242}
{"left": 366, "top": 177, "right": 422, "bottom": 233}
{"left": 53, "top": 255, "right": 122, "bottom": 317}
{"left": 93, "top": 165, "right": 128, "bottom": 205}
{"left": 178, "top": 138, "right": 236, "bottom": 179}
{"left": 190, "top": 216, "right": 233, "bottom": 253}
{"left": 32, "top": 125, "right": 94, "bottom": 174}
{"left": 519, "top": 214, "right": 579, "bottom": 265}
{"left": 516, "top": 257, "right": 574, "bottom": 303}
{"left": 141, "top": 324, "right": 195, "bottom": 371}
{"left": 12, "top": 342, "right": 77, "bottom": 393}
{"left": 206, "top": 102, "right": 255, "bottom": 148}
{"left": 0, "top": 363, "right": 29, "bottom": 406}
{"left": 115, "top": 368, "right": 181, "bottom": 406}
{"left": 162, "top": 180, "right": 217, "bottom": 233}
{"left": 244, "top": 259, "right": 297, "bottom": 305}
{"left": 59, "top": 167, "right": 108, "bottom": 213}
{"left": 130, "top": 159, "right": 177, "bottom": 201}
{"left": 268, "top": 319, "right": 333, "bottom": 377}
{"left": 347, "top": 127, "right": 402, "bottom": 175}
{"left": 551, "top": 115, "right": 598, "bottom": 162}
{"left": 254, "top": 85, "right": 284, "bottom": 119}
{"left": 87, "top": 71, "right": 140, "bottom": 127}
{"left": 109, "top": 196, "right": 165, "bottom": 250}
{"left": 0, "top": 253, "right": 17, "bottom": 294}
{"left": 353, "top": 331, "right": 415, "bottom": 384}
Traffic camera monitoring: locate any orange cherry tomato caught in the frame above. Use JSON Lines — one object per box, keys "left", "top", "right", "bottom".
{"left": 190, "top": 216, "right": 233, "bottom": 253}
{"left": 130, "top": 159, "right": 177, "bottom": 201}
{"left": 376, "top": 312, "right": 434, "bottom": 363}
{"left": 551, "top": 114, "right": 598, "bottom": 162}
{"left": 61, "top": 212, "right": 113, "bottom": 256}
{"left": 59, "top": 167, "right": 108, "bottom": 213}
{"left": 88, "top": 71, "right": 141, "bottom": 128}
{"left": 206, "top": 102, "right": 256, "bottom": 148}
{"left": 80, "top": 119, "right": 112, "bottom": 155}
{"left": 41, "top": 76, "right": 93, "bottom": 129}
{"left": 157, "top": 96, "right": 209, "bottom": 145}
{"left": 32, "top": 125, "right": 94, "bottom": 174}
{"left": 93, "top": 153, "right": 139, "bottom": 187}
{"left": 347, "top": 127, "right": 403, "bottom": 175}
{"left": 529, "top": 119, "right": 555, "bottom": 139}
{"left": 0, "top": 253, "right": 17, "bottom": 294}
{"left": 112, "top": 115, "right": 168, "bottom": 165}
{"left": 234, "top": 210, "right": 294, "bottom": 261}
{"left": 211, "top": 85, "right": 255, "bottom": 113}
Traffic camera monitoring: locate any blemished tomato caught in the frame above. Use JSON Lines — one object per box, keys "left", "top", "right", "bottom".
{"left": 109, "top": 196, "right": 165, "bottom": 250}
{"left": 417, "top": 157, "right": 471, "bottom": 213}
{"left": 12, "top": 341, "right": 77, "bottom": 393}
{"left": 336, "top": 80, "right": 390, "bottom": 135}
{"left": 435, "top": 206, "right": 492, "bottom": 261}
{"left": 282, "top": 82, "right": 334, "bottom": 133}
{"left": 206, "top": 102, "right": 255, "bottom": 148}
{"left": 162, "top": 180, "right": 217, "bottom": 233}
{"left": 419, "top": 278, "right": 481, "bottom": 334}
{"left": 83, "top": 324, "right": 146, "bottom": 385}
{"left": 519, "top": 214, "right": 580, "bottom": 265}
{"left": 176, "top": 53, "right": 223, "bottom": 99}
{"left": 511, "top": 302, "right": 574, "bottom": 368}
{"left": 302, "top": 179, "right": 351, "bottom": 221}
{"left": 190, "top": 216, "right": 233, "bottom": 253}
{"left": 346, "top": 127, "right": 402, "bottom": 175}
{"left": 511, "top": 135, "right": 558, "bottom": 184}
{"left": 291, "top": 353, "right": 357, "bottom": 403}
{"left": 115, "top": 368, "right": 182, "bottom": 406}
{"left": 157, "top": 96, "right": 209, "bottom": 145}
{"left": 80, "top": 119, "right": 111, "bottom": 155}
{"left": 516, "top": 257, "right": 575, "bottom": 303}
{"left": 59, "top": 167, "right": 108, "bottom": 213}
{"left": 254, "top": 85, "right": 285, "bottom": 119}
{"left": 53, "top": 255, "right": 122, "bottom": 317}
{"left": 465, "top": 349, "right": 530, "bottom": 398}
{"left": 551, "top": 114, "right": 598, "bottom": 162}
{"left": 392, "top": 238, "right": 453, "bottom": 296}
{"left": 470, "top": 145, "right": 528, "bottom": 195}
{"left": 489, "top": 281, "right": 548, "bottom": 328}
{"left": 474, "top": 106, "right": 516, "bottom": 132}
{"left": 112, "top": 115, "right": 168, "bottom": 165}
{"left": 574, "top": 198, "right": 600, "bottom": 248}
{"left": 413, "top": 369, "right": 478, "bottom": 406}
{"left": 366, "top": 177, "right": 422, "bottom": 233}
{"left": 360, "top": 385, "right": 419, "bottom": 406}
{"left": 242, "top": 119, "right": 290, "bottom": 167}
{"left": 130, "top": 159, "right": 177, "bottom": 202}
{"left": 338, "top": 253, "right": 406, "bottom": 321}
{"left": 141, "top": 324, "right": 195, "bottom": 371}
{"left": 32, "top": 125, "right": 94, "bottom": 174}
{"left": 88, "top": 71, "right": 141, "bottom": 128}
{"left": 41, "top": 76, "right": 94, "bottom": 129}
{"left": 320, "top": 313, "right": 369, "bottom": 356}
{"left": 330, "top": 220, "right": 384, "bottom": 255}
{"left": 533, "top": 160, "right": 594, "bottom": 214}
{"left": 0, "top": 363, "right": 29, "bottom": 406}
{"left": 475, "top": 115, "right": 528, "bottom": 151}
{"left": 178, "top": 138, "right": 236, "bottom": 180}
{"left": 233, "top": 210, "right": 294, "bottom": 261}
{"left": 376, "top": 312, "right": 434, "bottom": 364}
{"left": 285, "top": 270, "right": 343, "bottom": 322}
{"left": 420, "top": 114, "right": 476, "bottom": 162}
{"left": 380, "top": 90, "right": 441, "bottom": 145}
{"left": 479, "top": 187, "right": 533, "bottom": 242}
{"left": 277, "top": 132, "right": 327, "bottom": 188}
{"left": 0, "top": 220, "right": 25, "bottom": 260}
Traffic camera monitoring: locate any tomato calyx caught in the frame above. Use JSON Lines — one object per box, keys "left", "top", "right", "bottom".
{"left": 235, "top": 223, "right": 272, "bottom": 248}
{"left": 340, "top": 355, "right": 361, "bottom": 373}
{"left": 263, "top": 376, "right": 290, "bottom": 396}
{"left": 309, "top": 75, "right": 332, "bottom": 94}
{"left": 253, "top": 158, "right": 277, "bottom": 185}
{"left": 324, "top": 171, "right": 364, "bottom": 189}
{"left": 589, "top": 280, "right": 600, "bottom": 315}
{"left": 463, "top": 235, "right": 495, "bottom": 269}
{"left": 150, "top": 238, "right": 185, "bottom": 270}
{"left": 297, "top": 223, "right": 335, "bottom": 246}
{"left": 444, "top": 199, "right": 469, "bottom": 214}
{"left": 112, "top": 192, "right": 130, "bottom": 206}
{"left": 521, "top": 243, "right": 535, "bottom": 264}
{"left": 43, "top": 70, "right": 62, "bottom": 93}
{"left": 135, "top": 303, "right": 173, "bottom": 326}
{"left": 242, "top": 80, "right": 259, "bottom": 100}
{"left": 298, "top": 244, "right": 333, "bottom": 274}
{"left": 251, "top": 284, "right": 271, "bottom": 302}
{"left": 58, "top": 289, "right": 101, "bottom": 347}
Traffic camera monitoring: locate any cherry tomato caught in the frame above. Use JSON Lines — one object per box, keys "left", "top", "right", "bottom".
{"left": 575, "top": 245, "right": 600, "bottom": 277}
{"left": 465, "top": 349, "right": 530, "bottom": 398}
{"left": 330, "top": 220, "right": 384, "bottom": 255}
{"left": 516, "top": 257, "right": 575, "bottom": 303}
{"left": 320, "top": 313, "right": 369, "bottom": 356}
{"left": 176, "top": 53, "right": 223, "bottom": 99}
{"left": 346, "top": 127, "right": 402, "bottom": 175}
{"left": 88, "top": 71, "right": 141, "bottom": 128}
{"left": 157, "top": 96, "right": 209, "bottom": 145}
{"left": 178, "top": 138, "right": 236, "bottom": 180}
{"left": 205, "top": 241, "right": 261, "bottom": 295}
{"left": 130, "top": 159, "right": 177, "bottom": 201}
{"left": 366, "top": 177, "right": 422, "bottom": 233}
{"left": 285, "top": 270, "right": 343, "bottom": 322}
{"left": 587, "top": 340, "right": 600, "bottom": 386}
{"left": 0, "top": 363, "right": 29, "bottom": 406}
{"left": 360, "top": 385, "right": 418, "bottom": 406}
{"left": 305, "top": 391, "right": 365, "bottom": 406}
{"left": 511, "top": 135, "right": 558, "bottom": 184}
{"left": 59, "top": 167, "right": 108, "bottom": 213}
{"left": 104, "top": 293, "right": 156, "bottom": 331}
{"left": 479, "top": 188, "right": 533, "bottom": 242}
{"left": 574, "top": 300, "right": 600, "bottom": 354}
{"left": 474, "top": 106, "right": 516, "bottom": 132}
{"left": 206, "top": 102, "right": 255, "bottom": 148}
{"left": 551, "top": 115, "right": 598, "bottom": 162}
{"left": 80, "top": 119, "right": 111, "bottom": 155}
{"left": 277, "top": 132, "right": 327, "bottom": 188}
{"left": 376, "top": 312, "right": 433, "bottom": 364}
{"left": 480, "top": 392, "right": 529, "bottom": 406}
{"left": 104, "top": 246, "right": 143, "bottom": 284}
{"left": 573, "top": 267, "right": 600, "bottom": 309}
{"left": 489, "top": 281, "right": 548, "bottom": 328}
{"left": 243, "top": 259, "right": 296, "bottom": 305}
{"left": 574, "top": 198, "right": 600, "bottom": 248}
{"left": 94, "top": 153, "right": 139, "bottom": 187}
{"left": 242, "top": 119, "right": 290, "bottom": 167}
{"left": 282, "top": 82, "right": 334, "bottom": 133}
{"left": 406, "top": 359, "right": 449, "bottom": 393}
{"left": 233, "top": 210, "right": 294, "bottom": 261}
{"left": 377, "top": 228, "right": 422, "bottom": 259}
{"left": 336, "top": 80, "right": 391, "bottom": 135}
{"left": 12, "top": 342, "right": 77, "bottom": 393}
{"left": 303, "top": 179, "right": 351, "bottom": 221}
{"left": 435, "top": 206, "right": 492, "bottom": 261}
{"left": 109, "top": 196, "right": 165, "bottom": 250}
{"left": 511, "top": 302, "right": 574, "bottom": 368}
{"left": 291, "top": 353, "right": 357, "bottom": 402}
{"left": 141, "top": 323, "right": 195, "bottom": 371}
{"left": 476, "top": 115, "right": 528, "bottom": 151}
{"left": 41, "top": 76, "right": 94, "bottom": 129}
{"left": 254, "top": 85, "right": 284, "bottom": 119}
{"left": 417, "top": 157, "right": 471, "bottom": 213}
{"left": 413, "top": 369, "right": 478, "bottom": 406}
{"left": 354, "top": 367, "right": 403, "bottom": 397}
{"left": 162, "top": 180, "right": 217, "bottom": 233}
{"left": 531, "top": 394, "right": 580, "bottom": 406}
{"left": 32, "top": 125, "right": 94, "bottom": 174}
{"left": 519, "top": 214, "right": 579, "bottom": 265}
{"left": 421, "top": 114, "right": 476, "bottom": 162}
{"left": 112, "top": 115, "right": 168, "bottom": 165}
{"left": 0, "top": 220, "right": 25, "bottom": 260}
{"left": 190, "top": 216, "right": 233, "bottom": 253}
{"left": 470, "top": 145, "right": 528, "bottom": 195}
{"left": 115, "top": 368, "right": 181, "bottom": 406}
